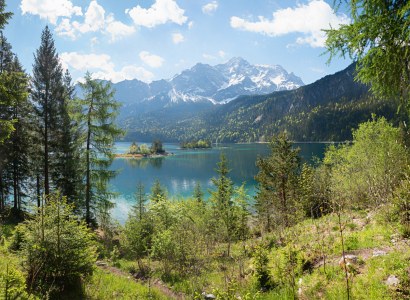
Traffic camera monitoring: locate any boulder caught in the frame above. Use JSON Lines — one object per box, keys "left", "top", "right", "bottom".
{"left": 95, "top": 261, "right": 108, "bottom": 266}
{"left": 338, "top": 255, "right": 358, "bottom": 268}
{"left": 386, "top": 275, "right": 399, "bottom": 287}
{"left": 373, "top": 250, "right": 387, "bottom": 257}
{"left": 201, "top": 292, "right": 216, "bottom": 299}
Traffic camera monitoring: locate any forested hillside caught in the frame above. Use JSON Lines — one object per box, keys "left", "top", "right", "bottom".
{"left": 120, "top": 63, "right": 409, "bottom": 142}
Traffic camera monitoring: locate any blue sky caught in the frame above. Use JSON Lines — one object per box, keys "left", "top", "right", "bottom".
{"left": 5, "top": 0, "right": 353, "bottom": 85}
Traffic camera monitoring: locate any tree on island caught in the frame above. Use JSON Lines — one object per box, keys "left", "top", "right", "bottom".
{"left": 127, "top": 141, "right": 139, "bottom": 155}
{"left": 179, "top": 138, "right": 212, "bottom": 149}
{"left": 150, "top": 139, "right": 165, "bottom": 154}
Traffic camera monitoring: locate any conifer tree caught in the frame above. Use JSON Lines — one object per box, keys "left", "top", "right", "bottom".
{"left": 52, "top": 69, "right": 82, "bottom": 205}
{"left": 149, "top": 178, "right": 166, "bottom": 202}
{"left": 71, "top": 72, "right": 125, "bottom": 224}
{"left": 255, "top": 133, "right": 301, "bottom": 228}
{"left": 192, "top": 181, "right": 205, "bottom": 202}
{"left": 31, "top": 26, "right": 64, "bottom": 196}
{"left": 0, "top": 43, "right": 30, "bottom": 216}
{"left": 0, "top": 1, "right": 14, "bottom": 144}
{"left": 133, "top": 180, "right": 147, "bottom": 222}
{"left": 209, "top": 152, "right": 236, "bottom": 256}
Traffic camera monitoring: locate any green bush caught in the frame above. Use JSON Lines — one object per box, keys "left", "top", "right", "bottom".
{"left": 14, "top": 192, "right": 97, "bottom": 294}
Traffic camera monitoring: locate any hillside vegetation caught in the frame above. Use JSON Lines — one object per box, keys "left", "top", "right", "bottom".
{"left": 3, "top": 116, "right": 410, "bottom": 299}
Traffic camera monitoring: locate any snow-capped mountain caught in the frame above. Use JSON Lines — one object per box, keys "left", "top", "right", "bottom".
{"left": 110, "top": 57, "right": 304, "bottom": 117}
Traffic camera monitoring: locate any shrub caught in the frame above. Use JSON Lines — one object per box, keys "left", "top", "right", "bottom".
{"left": 252, "top": 244, "right": 271, "bottom": 288}
{"left": 14, "top": 192, "right": 97, "bottom": 294}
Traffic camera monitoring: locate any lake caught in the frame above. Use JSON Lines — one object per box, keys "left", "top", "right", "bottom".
{"left": 109, "top": 142, "right": 330, "bottom": 224}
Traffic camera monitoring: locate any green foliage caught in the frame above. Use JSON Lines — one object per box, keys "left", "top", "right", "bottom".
{"left": 251, "top": 244, "right": 271, "bottom": 288}
{"left": 255, "top": 133, "right": 301, "bottom": 229}
{"left": 324, "top": 115, "right": 408, "bottom": 208}
{"left": 324, "top": 0, "right": 410, "bottom": 110}
{"left": 0, "top": 263, "right": 32, "bottom": 300}
{"left": 150, "top": 139, "right": 165, "bottom": 154}
{"left": 192, "top": 181, "right": 205, "bottom": 203}
{"left": 72, "top": 71, "right": 126, "bottom": 223}
{"left": 179, "top": 139, "right": 212, "bottom": 149}
{"left": 149, "top": 179, "right": 167, "bottom": 203}
{"left": 14, "top": 192, "right": 96, "bottom": 293}
{"left": 127, "top": 142, "right": 140, "bottom": 155}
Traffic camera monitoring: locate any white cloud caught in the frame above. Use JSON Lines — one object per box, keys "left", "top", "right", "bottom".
{"left": 55, "top": 18, "right": 76, "bottom": 40}
{"left": 218, "top": 50, "right": 226, "bottom": 58}
{"left": 61, "top": 52, "right": 155, "bottom": 83}
{"left": 230, "top": 0, "right": 350, "bottom": 47}
{"left": 126, "top": 0, "right": 188, "bottom": 28}
{"left": 188, "top": 21, "right": 194, "bottom": 29}
{"left": 72, "top": 1, "right": 106, "bottom": 33}
{"left": 311, "top": 67, "right": 324, "bottom": 73}
{"left": 20, "top": 0, "right": 82, "bottom": 24}
{"left": 172, "top": 33, "right": 185, "bottom": 44}
{"left": 139, "top": 51, "right": 165, "bottom": 68}
{"left": 203, "top": 54, "right": 216, "bottom": 59}
{"left": 90, "top": 37, "right": 99, "bottom": 50}
{"left": 90, "top": 66, "right": 155, "bottom": 83}
{"left": 202, "top": 1, "right": 218, "bottom": 15}
{"left": 106, "top": 21, "right": 136, "bottom": 42}
{"left": 55, "top": 1, "right": 135, "bottom": 43}
{"left": 60, "top": 52, "right": 115, "bottom": 72}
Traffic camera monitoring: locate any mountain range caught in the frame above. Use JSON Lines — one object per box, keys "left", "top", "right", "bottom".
{"left": 119, "top": 63, "right": 409, "bottom": 143}
{"left": 109, "top": 57, "right": 304, "bottom": 118}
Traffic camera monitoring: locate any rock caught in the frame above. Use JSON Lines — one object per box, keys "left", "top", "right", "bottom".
{"left": 297, "top": 288, "right": 302, "bottom": 294}
{"left": 391, "top": 239, "right": 396, "bottom": 243}
{"left": 260, "top": 287, "right": 267, "bottom": 293}
{"left": 373, "top": 250, "right": 387, "bottom": 257}
{"left": 338, "top": 255, "right": 358, "bottom": 269}
{"left": 95, "top": 261, "right": 108, "bottom": 266}
{"left": 204, "top": 294, "right": 216, "bottom": 299}
{"left": 366, "top": 213, "right": 373, "bottom": 220}
{"left": 386, "top": 275, "right": 399, "bottom": 287}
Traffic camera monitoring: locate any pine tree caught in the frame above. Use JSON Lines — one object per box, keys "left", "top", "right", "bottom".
{"left": 209, "top": 151, "right": 236, "bottom": 256}
{"left": 52, "top": 69, "right": 82, "bottom": 205}
{"left": 0, "top": 41, "right": 29, "bottom": 217}
{"left": 132, "top": 180, "right": 147, "bottom": 222}
{"left": 71, "top": 72, "right": 125, "bottom": 224}
{"left": 255, "top": 133, "right": 301, "bottom": 228}
{"left": 192, "top": 181, "right": 205, "bottom": 202}
{"left": 31, "top": 26, "right": 64, "bottom": 196}
{"left": 209, "top": 152, "right": 234, "bottom": 207}
{"left": 0, "top": 1, "right": 14, "bottom": 144}
{"left": 149, "top": 178, "right": 166, "bottom": 202}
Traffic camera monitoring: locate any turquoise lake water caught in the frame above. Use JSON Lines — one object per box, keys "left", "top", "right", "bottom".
{"left": 109, "top": 142, "right": 329, "bottom": 224}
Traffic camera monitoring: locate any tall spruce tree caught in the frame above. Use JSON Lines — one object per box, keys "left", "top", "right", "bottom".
{"left": 52, "top": 69, "right": 82, "bottom": 205}
{"left": 0, "top": 0, "right": 14, "bottom": 145}
{"left": 31, "top": 26, "right": 64, "bottom": 196}
{"left": 72, "top": 72, "right": 125, "bottom": 224}
{"left": 255, "top": 133, "right": 301, "bottom": 228}
{"left": 0, "top": 42, "right": 29, "bottom": 217}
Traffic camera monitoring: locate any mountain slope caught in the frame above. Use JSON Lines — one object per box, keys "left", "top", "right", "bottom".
{"left": 119, "top": 63, "right": 409, "bottom": 143}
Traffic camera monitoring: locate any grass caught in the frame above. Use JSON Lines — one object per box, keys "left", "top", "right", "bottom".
{"left": 2, "top": 208, "right": 410, "bottom": 299}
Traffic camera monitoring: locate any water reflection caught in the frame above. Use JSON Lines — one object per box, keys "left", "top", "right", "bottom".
{"left": 124, "top": 157, "right": 164, "bottom": 170}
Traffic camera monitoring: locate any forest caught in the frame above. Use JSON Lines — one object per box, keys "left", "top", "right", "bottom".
{"left": 1, "top": 0, "right": 410, "bottom": 299}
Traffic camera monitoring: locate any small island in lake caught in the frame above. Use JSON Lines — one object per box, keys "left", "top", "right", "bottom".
{"left": 179, "top": 139, "right": 212, "bottom": 149}
{"left": 116, "top": 139, "right": 173, "bottom": 158}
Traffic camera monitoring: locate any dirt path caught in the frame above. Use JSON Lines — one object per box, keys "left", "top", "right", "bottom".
{"left": 97, "top": 264, "right": 187, "bottom": 299}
